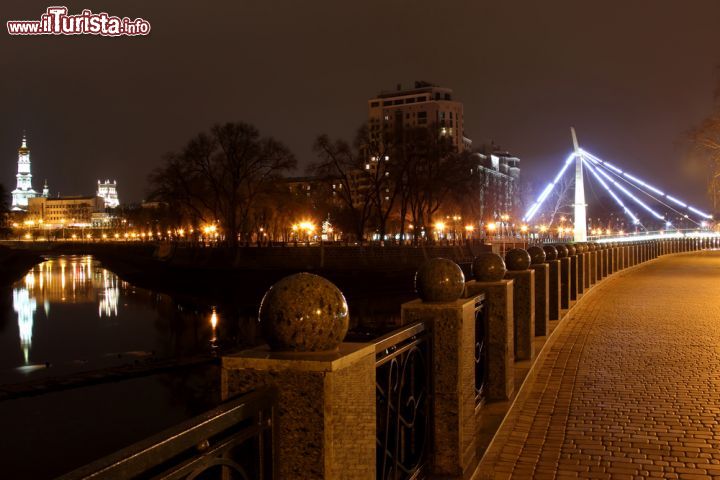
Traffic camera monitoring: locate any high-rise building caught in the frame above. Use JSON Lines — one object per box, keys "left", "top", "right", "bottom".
{"left": 97, "top": 180, "right": 120, "bottom": 208}
{"left": 368, "top": 81, "right": 470, "bottom": 152}
{"left": 11, "top": 134, "right": 38, "bottom": 211}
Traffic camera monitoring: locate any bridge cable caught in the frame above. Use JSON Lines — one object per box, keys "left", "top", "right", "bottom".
{"left": 585, "top": 156, "right": 702, "bottom": 228}
{"left": 581, "top": 157, "right": 645, "bottom": 230}
{"left": 580, "top": 149, "right": 709, "bottom": 225}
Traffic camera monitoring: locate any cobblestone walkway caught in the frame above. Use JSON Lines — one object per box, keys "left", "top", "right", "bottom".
{"left": 476, "top": 251, "right": 720, "bottom": 479}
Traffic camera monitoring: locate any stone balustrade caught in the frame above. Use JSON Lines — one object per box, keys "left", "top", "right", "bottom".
{"left": 219, "top": 236, "right": 716, "bottom": 480}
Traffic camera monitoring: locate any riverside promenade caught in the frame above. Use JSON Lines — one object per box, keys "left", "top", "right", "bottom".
{"left": 477, "top": 250, "right": 720, "bottom": 479}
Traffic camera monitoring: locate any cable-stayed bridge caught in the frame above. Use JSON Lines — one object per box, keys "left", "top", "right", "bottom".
{"left": 523, "top": 128, "right": 716, "bottom": 243}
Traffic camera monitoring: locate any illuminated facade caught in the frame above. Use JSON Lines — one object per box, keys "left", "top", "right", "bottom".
{"left": 97, "top": 180, "right": 120, "bottom": 208}
{"left": 473, "top": 143, "right": 521, "bottom": 220}
{"left": 368, "top": 81, "right": 470, "bottom": 152}
{"left": 11, "top": 134, "right": 38, "bottom": 211}
{"left": 28, "top": 195, "right": 105, "bottom": 226}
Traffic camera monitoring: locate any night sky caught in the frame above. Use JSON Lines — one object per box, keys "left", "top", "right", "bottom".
{"left": 2, "top": 1, "right": 720, "bottom": 207}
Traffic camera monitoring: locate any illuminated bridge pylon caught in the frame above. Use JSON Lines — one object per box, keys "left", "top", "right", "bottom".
{"left": 522, "top": 128, "right": 714, "bottom": 242}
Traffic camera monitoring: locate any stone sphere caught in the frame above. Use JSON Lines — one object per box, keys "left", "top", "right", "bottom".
{"left": 587, "top": 243, "right": 596, "bottom": 252}
{"left": 527, "top": 246, "right": 547, "bottom": 265}
{"left": 505, "top": 248, "right": 531, "bottom": 271}
{"left": 555, "top": 244, "right": 568, "bottom": 258}
{"left": 472, "top": 252, "right": 507, "bottom": 282}
{"left": 577, "top": 243, "right": 588, "bottom": 253}
{"left": 415, "top": 258, "right": 465, "bottom": 302}
{"left": 259, "top": 273, "right": 349, "bottom": 352}
{"left": 565, "top": 244, "right": 576, "bottom": 256}
{"left": 543, "top": 245, "right": 558, "bottom": 261}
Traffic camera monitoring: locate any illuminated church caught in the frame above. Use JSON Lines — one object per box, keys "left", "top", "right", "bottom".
{"left": 10, "top": 133, "right": 121, "bottom": 214}
{"left": 11, "top": 134, "right": 38, "bottom": 211}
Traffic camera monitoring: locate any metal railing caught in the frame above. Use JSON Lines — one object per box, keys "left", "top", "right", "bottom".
{"left": 474, "top": 294, "right": 488, "bottom": 408}
{"left": 375, "top": 321, "right": 431, "bottom": 480}
{"left": 59, "top": 387, "right": 277, "bottom": 480}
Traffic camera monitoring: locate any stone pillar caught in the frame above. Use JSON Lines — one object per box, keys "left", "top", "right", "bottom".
{"left": 530, "top": 263, "right": 549, "bottom": 336}
{"left": 560, "top": 256, "right": 571, "bottom": 309}
{"left": 607, "top": 246, "right": 615, "bottom": 275}
{"left": 222, "top": 345, "right": 375, "bottom": 480}
{"left": 612, "top": 245, "right": 620, "bottom": 272}
{"left": 583, "top": 252, "right": 591, "bottom": 288}
{"left": 504, "top": 269, "right": 535, "bottom": 361}
{"left": 602, "top": 246, "right": 609, "bottom": 277}
{"left": 547, "top": 260, "right": 561, "bottom": 321}
{"left": 466, "top": 280, "right": 514, "bottom": 402}
{"left": 569, "top": 254, "right": 579, "bottom": 301}
{"left": 589, "top": 248, "right": 598, "bottom": 284}
{"left": 627, "top": 244, "right": 632, "bottom": 266}
{"left": 402, "top": 297, "right": 479, "bottom": 477}
{"left": 576, "top": 251, "right": 585, "bottom": 296}
{"left": 222, "top": 272, "right": 374, "bottom": 480}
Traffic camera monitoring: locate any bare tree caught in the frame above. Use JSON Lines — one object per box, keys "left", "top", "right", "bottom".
{"left": 311, "top": 133, "right": 374, "bottom": 241}
{"left": 148, "top": 122, "right": 296, "bottom": 247}
{"left": 546, "top": 175, "right": 574, "bottom": 226}
{"left": 687, "top": 69, "right": 720, "bottom": 214}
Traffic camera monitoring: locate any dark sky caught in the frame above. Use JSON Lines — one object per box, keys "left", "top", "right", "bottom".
{"left": 2, "top": 1, "right": 720, "bottom": 207}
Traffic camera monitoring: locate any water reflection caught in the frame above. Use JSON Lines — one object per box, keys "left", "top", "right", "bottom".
{"left": 11, "top": 257, "right": 124, "bottom": 365}
{"left": 0, "top": 255, "right": 235, "bottom": 383}
{"left": 13, "top": 287, "right": 36, "bottom": 365}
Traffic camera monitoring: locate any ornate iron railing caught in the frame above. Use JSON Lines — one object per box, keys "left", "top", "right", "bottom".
{"left": 474, "top": 294, "right": 488, "bottom": 408}
{"left": 375, "top": 321, "right": 431, "bottom": 480}
{"left": 59, "top": 387, "right": 277, "bottom": 480}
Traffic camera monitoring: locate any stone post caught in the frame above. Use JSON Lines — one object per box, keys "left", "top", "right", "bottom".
{"left": 556, "top": 245, "right": 571, "bottom": 310}
{"left": 583, "top": 250, "right": 591, "bottom": 289}
{"left": 405, "top": 258, "right": 479, "bottom": 478}
{"left": 575, "top": 245, "right": 586, "bottom": 296}
{"left": 567, "top": 245, "right": 579, "bottom": 301}
{"left": 402, "top": 297, "right": 479, "bottom": 478}
{"left": 504, "top": 249, "right": 535, "bottom": 361}
{"left": 543, "top": 245, "right": 561, "bottom": 321}
{"left": 221, "top": 273, "right": 374, "bottom": 480}
{"left": 468, "top": 253, "right": 515, "bottom": 401}
{"left": 528, "top": 246, "right": 550, "bottom": 336}
{"left": 594, "top": 245, "right": 603, "bottom": 282}
{"left": 612, "top": 244, "right": 620, "bottom": 272}
{"left": 588, "top": 244, "right": 598, "bottom": 284}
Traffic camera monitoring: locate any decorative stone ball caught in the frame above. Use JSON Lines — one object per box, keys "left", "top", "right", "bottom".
{"left": 588, "top": 242, "right": 597, "bottom": 252}
{"left": 259, "top": 272, "right": 349, "bottom": 352}
{"left": 505, "top": 248, "right": 531, "bottom": 271}
{"left": 543, "top": 245, "right": 558, "bottom": 261}
{"left": 415, "top": 258, "right": 465, "bottom": 302}
{"left": 555, "top": 244, "right": 568, "bottom": 258}
{"left": 565, "top": 244, "right": 576, "bottom": 256}
{"left": 472, "top": 252, "right": 507, "bottom": 282}
{"left": 575, "top": 243, "right": 586, "bottom": 254}
{"left": 527, "top": 246, "right": 547, "bottom": 265}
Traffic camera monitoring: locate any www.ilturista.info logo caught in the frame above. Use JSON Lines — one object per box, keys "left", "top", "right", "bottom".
{"left": 7, "top": 6, "right": 151, "bottom": 36}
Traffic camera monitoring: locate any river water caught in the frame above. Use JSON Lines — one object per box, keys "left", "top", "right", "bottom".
{"left": 0, "top": 254, "right": 409, "bottom": 478}
{"left": 0, "top": 256, "right": 230, "bottom": 478}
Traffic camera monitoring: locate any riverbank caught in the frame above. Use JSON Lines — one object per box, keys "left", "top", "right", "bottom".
{"left": 0, "top": 247, "right": 44, "bottom": 287}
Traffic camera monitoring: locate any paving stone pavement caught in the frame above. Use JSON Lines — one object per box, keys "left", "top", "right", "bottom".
{"left": 476, "top": 251, "right": 720, "bottom": 480}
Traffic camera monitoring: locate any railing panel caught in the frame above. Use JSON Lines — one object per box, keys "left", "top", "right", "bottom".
{"left": 58, "top": 387, "right": 277, "bottom": 480}
{"left": 474, "top": 295, "right": 488, "bottom": 408}
{"left": 375, "top": 322, "right": 431, "bottom": 480}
